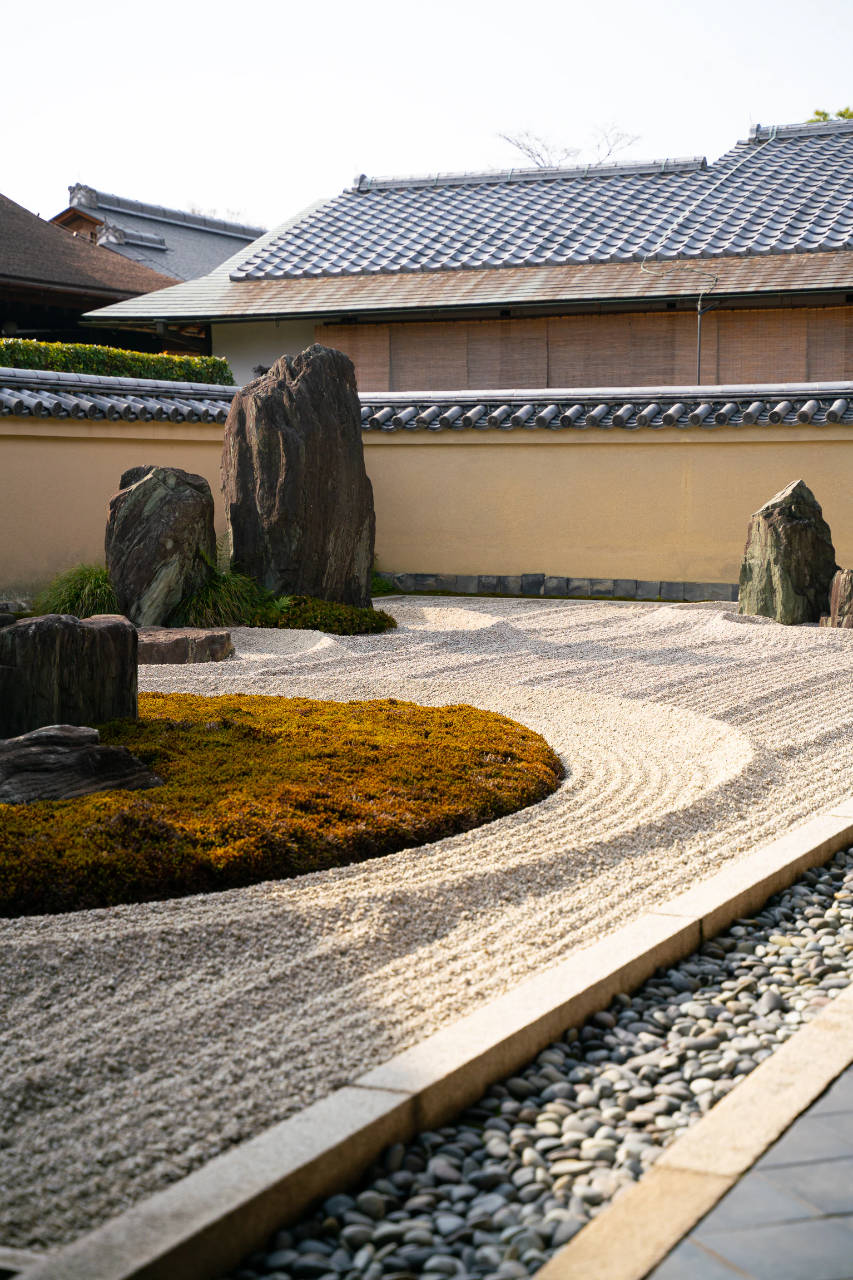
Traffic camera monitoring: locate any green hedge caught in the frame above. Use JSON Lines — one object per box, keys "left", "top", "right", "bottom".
{"left": 0, "top": 339, "right": 234, "bottom": 385}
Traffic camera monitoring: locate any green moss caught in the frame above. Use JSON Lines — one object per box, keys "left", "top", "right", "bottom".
{"left": 32, "top": 565, "right": 118, "bottom": 618}
{"left": 0, "top": 694, "right": 564, "bottom": 917}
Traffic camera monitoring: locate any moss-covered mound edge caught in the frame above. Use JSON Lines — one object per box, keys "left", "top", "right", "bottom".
{"left": 0, "top": 694, "right": 563, "bottom": 918}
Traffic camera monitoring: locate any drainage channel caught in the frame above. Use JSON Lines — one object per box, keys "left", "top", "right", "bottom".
{"left": 219, "top": 847, "right": 853, "bottom": 1280}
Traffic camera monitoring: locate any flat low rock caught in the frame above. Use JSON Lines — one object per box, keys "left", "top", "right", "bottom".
{"left": 0, "top": 613, "right": 137, "bottom": 738}
{"left": 0, "top": 724, "right": 162, "bottom": 804}
{"left": 137, "top": 628, "right": 235, "bottom": 664}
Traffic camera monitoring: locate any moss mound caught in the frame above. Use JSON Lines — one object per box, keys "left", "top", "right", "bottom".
{"left": 0, "top": 694, "right": 563, "bottom": 917}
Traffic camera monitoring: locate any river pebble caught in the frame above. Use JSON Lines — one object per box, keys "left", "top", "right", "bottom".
{"left": 223, "top": 847, "right": 853, "bottom": 1280}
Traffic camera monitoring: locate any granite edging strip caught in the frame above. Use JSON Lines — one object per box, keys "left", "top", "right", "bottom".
{"left": 15, "top": 803, "right": 853, "bottom": 1280}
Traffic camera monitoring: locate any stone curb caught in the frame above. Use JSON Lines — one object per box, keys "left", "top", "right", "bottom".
{"left": 374, "top": 573, "right": 739, "bottom": 603}
{"left": 535, "top": 979, "right": 853, "bottom": 1280}
{"left": 15, "top": 802, "right": 853, "bottom": 1280}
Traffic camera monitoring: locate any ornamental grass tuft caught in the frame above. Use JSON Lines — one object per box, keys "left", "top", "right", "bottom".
{"left": 32, "top": 564, "right": 119, "bottom": 618}
{"left": 0, "top": 693, "right": 563, "bottom": 917}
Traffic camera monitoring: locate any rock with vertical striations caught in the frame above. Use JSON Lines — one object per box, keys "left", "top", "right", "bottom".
{"left": 738, "top": 479, "right": 837, "bottom": 625}
{"left": 221, "top": 345, "right": 375, "bottom": 607}
{"left": 105, "top": 465, "right": 216, "bottom": 626}
{"left": 821, "top": 568, "right": 853, "bottom": 628}
{"left": 0, "top": 613, "right": 137, "bottom": 738}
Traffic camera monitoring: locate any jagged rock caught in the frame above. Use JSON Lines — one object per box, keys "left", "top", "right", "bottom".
{"left": 137, "top": 627, "right": 234, "bottom": 664}
{"left": 0, "top": 724, "right": 161, "bottom": 804}
{"left": 0, "top": 613, "right": 15, "bottom": 629}
{"left": 221, "top": 344, "right": 375, "bottom": 606}
{"left": 738, "top": 480, "right": 837, "bottom": 625}
{"left": 105, "top": 465, "right": 216, "bottom": 626}
{"left": 821, "top": 568, "right": 853, "bottom": 628}
{"left": 0, "top": 614, "right": 137, "bottom": 738}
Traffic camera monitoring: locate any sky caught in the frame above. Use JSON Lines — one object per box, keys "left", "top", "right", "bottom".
{"left": 5, "top": 0, "right": 853, "bottom": 233}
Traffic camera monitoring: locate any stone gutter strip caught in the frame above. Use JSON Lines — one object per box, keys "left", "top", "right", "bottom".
{"left": 16, "top": 802, "right": 853, "bottom": 1280}
{"left": 537, "top": 980, "right": 853, "bottom": 1280}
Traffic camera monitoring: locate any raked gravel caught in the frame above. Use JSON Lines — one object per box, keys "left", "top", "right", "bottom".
{"left": 4, "top": 596, "right": 853, "bottom": 1250}
{"left": 223, "top": 846, "right": 853, "bottom": 1280}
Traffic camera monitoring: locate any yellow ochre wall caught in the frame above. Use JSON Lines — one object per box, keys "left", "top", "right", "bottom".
{"left": 3, "top": 416, "right": 853, "bottom": 593}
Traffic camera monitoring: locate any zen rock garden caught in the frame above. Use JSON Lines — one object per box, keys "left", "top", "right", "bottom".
{"left": 0, "top": 343, "right": 376, "bottom": 801}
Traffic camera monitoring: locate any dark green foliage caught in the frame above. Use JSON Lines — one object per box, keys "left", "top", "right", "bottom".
{"left": 34, "top": 563, "right": 395, "bottom": 634}
{"left": 172, "top": 561, "right": 397, "bottom": 633}
{"left": 33, "top": 565, "right": 118, "bottom": 618}
{"left": 0, "top": 338, "right": 234, "bottom": 386}
{"left": 276, "top": 596, "right": 397, "bottom": 634}
{"left": 168, "top": 564, "right": 272, "bottom": 628}
{"left": 370, "top": 569, "right": 396, "bottom": 596}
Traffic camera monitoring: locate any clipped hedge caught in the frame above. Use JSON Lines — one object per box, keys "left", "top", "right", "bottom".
{"left": 0, "top": 338, "right": 234, "bottom": 386}
{"left": 0, "top": 693, "right": 564, "bottom": 916}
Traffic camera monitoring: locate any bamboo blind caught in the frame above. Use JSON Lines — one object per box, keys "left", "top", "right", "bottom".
{"left": 321, "top": 305, "right": 853, "bottom": 391}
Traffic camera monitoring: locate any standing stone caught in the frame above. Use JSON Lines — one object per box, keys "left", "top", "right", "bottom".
{"left": 105, "top": 465, "right": 216, "bottom": 626}
{"left": 821, "top": 569, "right": 853, "bottom": 628}
{"left": 0, "top": 614, "right": 137, "bottom": 738}
{"left": 738, "top": 480, "right": 837, "bottom": 625}
{"left": 221, "top": 345, "right": 375, "bottom": 607}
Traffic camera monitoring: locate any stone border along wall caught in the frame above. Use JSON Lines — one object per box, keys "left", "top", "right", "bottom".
{"left": 375, "top": 574, "right": 739, "bottom": 603}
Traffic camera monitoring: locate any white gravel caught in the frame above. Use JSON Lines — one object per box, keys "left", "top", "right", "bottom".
{"left": 4, "top": 596, "right": 853, "bottom": 1250}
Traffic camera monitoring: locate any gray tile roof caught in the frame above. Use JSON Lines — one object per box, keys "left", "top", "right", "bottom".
{"left": 59, "top": 185, "right": 267, "bottom": 283}
{"left": 231, "top": 120, "right": 853, "bottom": 281}
{"left": 3, "top": 366, "right": 852, "bottom": 431}
{"left": 0, "top": 367, "right": 233, "bottom": 422}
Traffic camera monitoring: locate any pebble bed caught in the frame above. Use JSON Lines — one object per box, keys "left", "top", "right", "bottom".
{"left": 224, "top": 846, "right": 853, "bottom": 1280}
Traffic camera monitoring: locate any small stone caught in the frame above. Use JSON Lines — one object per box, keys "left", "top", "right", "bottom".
{"left": 356, "top": 1190, "right": 386, "bottom": 1221}
{"left": 435, "top": 1213, "right": 466, "bottom": 1237}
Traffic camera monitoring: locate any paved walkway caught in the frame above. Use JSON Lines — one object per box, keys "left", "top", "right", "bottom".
{"left": 649, "top": 1064, "right": 853, "bottom": 1280}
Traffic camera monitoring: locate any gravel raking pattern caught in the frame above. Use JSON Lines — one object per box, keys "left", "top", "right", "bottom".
{"left": 8, "top": 599, "right": 853, "bottom": 1249}
{"left": 225, "top": 847, "right": 853, "bottom": 1280}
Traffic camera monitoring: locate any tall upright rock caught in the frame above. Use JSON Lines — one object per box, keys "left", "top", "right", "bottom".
{"left": 738, "top": 479, "right": 837, "bottom": 625}
{"left": 106, "top": 465, "right": 216, "bottom": 626}
{"left": 221, "top": 345, "right": 375, "bottom": 607}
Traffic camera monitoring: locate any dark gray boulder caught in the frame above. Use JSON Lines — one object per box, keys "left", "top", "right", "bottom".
{"left": 105, "top": 465, "right": 216, "bottom": 626}
{"left": 821, "top": 568, "right": 853, "bottom": 628}
{"left": 0, "top": 724, "right": 161, "bottom": 804}
{"left": 0, "top": 614, "right": 137, "bottom": 738}
{"left": 738, "top": 480, "right": 837, "bottom": 625}
{"left": 221, "top": 344, "right": 375, "bottom": 606}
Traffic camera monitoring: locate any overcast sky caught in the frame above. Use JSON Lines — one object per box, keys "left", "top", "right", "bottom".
{"left": 6, "top": 0, "right": 852, "bottom": 233}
